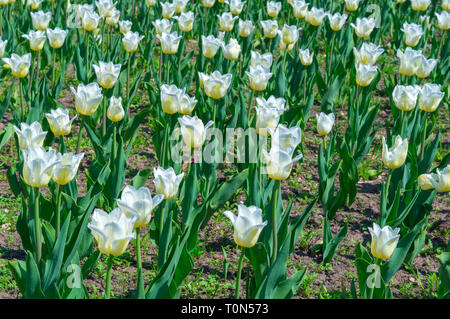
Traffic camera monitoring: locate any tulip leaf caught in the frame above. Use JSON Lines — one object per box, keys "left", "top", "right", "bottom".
{"left": 25, "top": 251, "right": 44, "bottom": 299}
{"left": 289, "top": 198, "right": 317, "bottom": 254}
{"left": 322, "top": 220, "right": 348, "bottom": 265}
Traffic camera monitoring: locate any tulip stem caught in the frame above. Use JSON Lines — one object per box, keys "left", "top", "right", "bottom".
{"left": 34, "top": 188, "right": 41, "bottom": 264}
{"left": 385, "top": 169, "right": 392, "bottom": 206}
{"left": 159, "top": 50, "right": 162, "bottom": 83}
{"left": 85, "top": 31, "right": 90, "bottom": 78}
{"left": 166, "top": 54, "right": 170, "bottom": 84}
{"left": 105, "top": 254, "right": 113, "bottom": 299}
{"left": 112, "top": 124, "right": 117, "bottom": 165}
{"left": 126, "top": 52, "right": 131, "bottom": 102}
{"left": 55, "top": 184, "right": 62, "bottom": 239}
{"left": 235, "top": 246, "right": 245, "bottom": 299}
{"left": 76, "top": 116, "right": 84, "bottom": 155}
{"left": 400, "top": 110, "right": 405, "bottom": 137}
{"left": 52, "top": 49, "right": 56, "bottom": 94}
{"left": 419, "top": 114, "right": 427, "bottom": 162}
{"left": 368, "top": 258, "right": 381, "bottom": 299}
{"left": 135, "top": 227, "right": 144, "bottom": 298}
{"left": 102, "top": 94, "right": 107, "bottom": 137}
{"left": 271, "top": 180, "right": 280, "bottom": 265}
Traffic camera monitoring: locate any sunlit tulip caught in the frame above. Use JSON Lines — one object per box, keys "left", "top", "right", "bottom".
{"left": 160, "top": 84, "right": 184, "bottom": 114}
{"left": 280, "top": 24, "right": 300, "bottom": 45}
{"left": 227, "top": 0, "right": 245, "bottom": 15}
{"left": 153, "top": 166, "right": 184, "bottom": 199}
{"left": 174, "top": 11, "right": 194, "bottom": 32}
{"left": 218, "top": 12, "right": 239, "bottom": 32}
{"left": 256, "top": 96, "right": 286, "bottom": 115}
{"left": 267, "top": 1, "right": 281, "bottom": 18}
{"left": 122, "top": 31, "right": 144, "bottom": 53}
{"left": 260, "top": 20, "right": 279, "bottom": 38}
{"left": 71, "top": 4, "right": 95, "bottom": 28}
{"left": 93, "top": 61, "right": 121, "bottom": 89}
{"left": 411, "top": 0, "right": 430, "bottom": 11}
{"left": 425, "top": 165, "right": 450, "bottom": 192}
{"left": 268, "top": 124, "right": 302, "bottom": 156}
{"left": 382, "top": 135, "right": 408, "bottom": 170}
{"left": 107, "top": 96, "right": 125, "bottom": 122}
{"left": 355, "top": 63, "right": 377, "bottom": 87}
{"left": 173, "top": 0, "right": 189, "bottom": 14}
{"left": 27, "top": 0, "right": 43, "bottom": 10}
{"left": 202, "top": 0, "right": 216, "bottom": 8}
{"left": 96, "top": 0, "right": 116, "bottom": 18}
{"left": 52, "top": 153, "right": 84, "bottom": 185}
{"left": 46, "top": 28, "right": 68, "bottom": 49}
{"left": 299, "top": 48, "right": 314, "bottom": 66}
{"left": 88, "top": 208, "right": 136, "bottom": 256}
{"left": 418, "top": 83, "right": 444, "bottom": 113}
{"left": 353, "top": 42, "right": 384, "bottom": 65}
{"left": 30, "top": 10, "right": 51, "bottom": 31}
{"left": 397, "top": 47, "right": 422, "bottom": 76}
{"left": 392, "top": 85, "right": 420, "bottom": 111}
{"left": 316, "top": 112, "right": 335, "bottom": 136}
{"left": 416, "top": 56, "right": 438, "bottom": 78}
{"left": 328, "top": 12, "right": 348, "bottom": 31}
{"left": 351, "top": 17, "right": 376, "bottom": 38}
{"left": 222, "top": 38, "right": 241, "bottom": 60}
{"left": 345, "top": 0, "right": 360, "bottom": 11}
{"left": 435, "top": 11, "right": 450, "bottom": 30}
{"left": 157, "top": 31, "right": 182, "bottom": 54}
{"left": 45, "top": 108, "right": 77, "bottom": 136}
{"left": 13, "top": 122, "right": 47, "bottom": 151}
{"left": 290, "top": 0, "right": 308, "bottom": 19}
{"left": 22, "top": 147, "right": 60, "bottom": 188}
{"left": 71, "top": 83, "right": 103, "bottom": 116}
{"left": 82, "top": 10, "right": 102, "bottom": 32}
{"left": 119, "top": 20, "right": 133, "bottom": 34}
{"left": 178, "top": 93, "right": 198, "bottom": 115}
{"left": 117, "top": 185, "right": 164, "bottom": 228}
{"left": 153, "top": 18, "right": 173, "bottom": 35}
{"left": 145, "top": 0, "right": 156, "bottom": 7}
{"left": 224, "top": 205, "right": 267, "bottom": 248}
{"left": 202, "top": 34, "right": 224, "bottom": 58}
{"left": 368, "top": 223, "right": 400, "bottom": 261}
{"left": 418, "top": 173, "right": 435, "bottom": 190}
{"left": 105, "top": 9, "right": 120, "bottom": 26}
{"left": 255, "top": 106, "right": 280, "bottom": 136}
{"left": 202, "top": 70, "right": 232, "bottom": 99}
{"left": 22, "top": 30, "right": 46, "bottom": 51}
{"left": 246, "top": 65, "right": 273, "bottom": 91}
{"left": 161, "top": 2, "right": 176, "bottom": 19}
{"left": 263, "top": 147, "right": 303, "bottom": 180}
{"left": 178, "top": 115, "right": 214, "bottom": 148}
{"left": 2, "top": 53, "right": 31, "bottom": 78}
{"left": 306, "top": 7, "right": 327, "bottom": 26}
{"left": 238, "top": 19, "right": 254, "bottom": 37}
{"left": 0, "top": 39, "right": 7, "bottom": 58}
{"left": 401, "top": 23, "right": 424, "bottom": 47}
{"left": 250, "top": 51, "right": 273, "bottom": 69}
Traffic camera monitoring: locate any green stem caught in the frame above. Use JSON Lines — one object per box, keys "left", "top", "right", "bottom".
{"left": 400, "top": 110, "right": 405, "bottom": 137}
{"left": 385, "top": 169, "right": 392, "bottom": 205}
{"left": 34, "top": 188, "right": 41, "bottom": 264}
{"left": 235, "top": 246, "right": 245, "bottom": 299}
{"left": 105, "top": 254, "right": 113, "bottom": 299}
{"left": 419, "top": 113, "right": 427, "bottom": 162}
{"left": 76, "top": 116, "right": 84, "bottom": 154}
{"left": 112, "top": 124, "right": 116, "bottom": 165}
{"left": 52, "top": 49, "right": 56, "bottom": 93}
{"left": 271, "top": 180, "right": 280, "bottom": 265}
{"left": 127, "top": 52, "right": 131, "bottom": 102}
{"left": 135, "top": 227, "right": 144, "bottom": 298}
{"left": 18, "top": 80, "right": 24, "bottom": 121}
{"left": 368, "top": 258, "right": 381, "bottom": 299}
{"left": 55, "top": 184, "right": 62, "bottom": 238}
{"left": 159, "top": 50, "right": 162, "bottom": 83}
{"left": 86, "top": 31, "right": 90, "bottom": 77}
{"left": 166, "top": 54, "right": 170, "bottom": 83}
{"left": 102, "top": 93, "right": 107, "bottom": 137}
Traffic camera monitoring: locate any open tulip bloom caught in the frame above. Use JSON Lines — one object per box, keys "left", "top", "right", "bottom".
{"left": 353, "top": 43, "right": 384, "bottom": 65}
{"left": 418, "top": 83, "right": 444, "bottom": 113}
{"left": 14, "top": 121, "right": 47, "bottom": 150}
{"left": 290, "top": 0, "right": 308, "bottom": 19}
{"left": 246, "top": 65, "right": 273, "bottom": 91}
{"left": 52, "top": 153, "right": 84, "bottom": 186}
{"left": 299, "top": 48, "right": 314, "bottom": 66}
{"left": 174, "top": 11, "right": 194, "bottom": 32}
{"left": 222, "top": 38, "right": 241, "bottom": 61}
{"left": 2, "top": 53, "right": 31, "bottom": 78}
{"left": 178, "top": 115, "right": 214, "bottom": 149}
{"left": 71, "top": 82, "right": 103, "bottom": 116}
{"left": 238, "top": 19, "right": 254, "bottom": 37}
{"left": 153, "top": 18, "right": 173, "bottom": 35}
{"left": 226, "top": 0, "right": 246, "bottom": 15}
{"left": 202, "top": 34, "right": 224, "bottom": 58}
{"left": 392, "top": 85, "right": 420, "bottom": 112}
{"left": 328, "top": 12, "right": 348, "bottom": 31}
{"left": 345, "top": 0, "right": 360, "bottom": 11}
{"left": 154, "top": 166, "right": 184, "bottom": 199}
{"left": 46, "top": 28, "right": 69, "bottom": 49}
{"left": 368, "top": 223, "right": 400, "bottom": 261}
{"left": 305, "top": 7, "right": 327, "bottom": 26}
{"left": 401, "top": 23, "right": 424, "bottom": 47}
{"left": 355, "top": 63, "right": 377, "bottom": 87}
{"left": 93, "top": 61, "right": 122, "bottom": 89}
{"left": 218, "top": 12, "right": 239, "bottom": 32}
{"left": 250, "top": 51, "right": 273, "bottom": 70}
{"left": 268, "top": 124, "right": 302, "bottom": 157}
{"left": 122, "top": 31, "right": 144, "bottom": 53}
{"left": 45, "top": 108, "right": 77, "bottom": 136}
{"left": 201, "top": 70, "right": 232, "bottom": 99}
{"left": 419, "top": 165, "right": 450, "bottom": 193}
{"left": 30, "top": 10, "right": 51, "bottom": 31}
{"left": 157, "top": 31, "right": 183, "bottom": 54}
{"left": 255, "top": 106, "right": 280, "bottom": 136}
{"left": 256, "top": 96, "right": 286, "bottom": 115}
{"left": 260, "top": 20, "right": 279, "bottom": 38}
{"left": 350, "top": 17, "right": 376, "bottom": 39}
{"left": 160, "top": 84, "right": 185, "bottom": 114}
{"left": 397, "top": 47, "right": 422, "bottom": 76}
{"left": 119, "top": 20, "right": 133, "bottom": 34}
{"left": 22, "top": 146, "right": 61, "bottom": 188}
{"left": 435, "top": 11, "right": 450, "bottom": 30}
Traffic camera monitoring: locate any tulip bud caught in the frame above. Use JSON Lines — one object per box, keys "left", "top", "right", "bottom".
{"left": 316, "top": 112, "right": 335, "bottom": 135}
{"left": 71, "top": 83, "right": 103, "bottom": 116}
{"left": 368, "top": 223, "right": 400, "bottom": 261}
{"left": 401, "top": 22, "right": 424, "bottom": 47}
{"left": 178, "top": 93, "right": 198, "bottom": 115}
{"left": 153, "top": 166, "right": 184, "bottom": 199}
{"left": 397, "top": 47, "right": 422, "bottom": 76}
{"left": 328, "top": 12, "right": 348, "bottom": 31}
{"left": 355, "top": 63, "right": 377, "bottom": 87}
{"left": 47, "top": 28, "right": 69, "bottom": 49}
{"left": 410, "top": 0, "right": 430, "bottom": 11}
{"left": 13, "top": 122, "right": 47, "bottom": 151}
{"left": 246, "top": 65, "right": 273, "bottom": 91}
{"left": 119, "top": 20, "right": 133, "bottom": 34}
{"left": 392, "top": 85, "right": 420, "bottom": 111}
{"left": 426, "top": 165, "right": 450, "bottom": 192}
{"left": 22, "top": 147, "right": 61, "bottom": 188}
{"left": 93, "top": 61, "right": 121, "bottom": 89}
{"left": 178, "top": 115, "right": 214, "bottom": 148}
{"left": 107, "top": 96, "right": 125, "bottom": 122}
{"left": 418, "top": 83, "right": 444, "bottom": 113}
{"left": 2, "top": 53, "right": 31, "bottom": 78}
{"left": 157, "top": 31, "right": 182, "bottom": 54}
{"left": 418, "top": 174, "right": 435, "bottom": 190}
{"left": 52, "top": 152, "right": 84, "bottom": 185}
{"left": 224, "top": 205, "right": 267, "bottom": 248}
{"left": 345, "top": 0, "right": 360, "bottom": 11}
{"left": 22, "top": 30, "right": 47, "bottom": 51}
{"left": 299, "top": 48, "right": 314, "bottom": 66}
{"left": 45, "top": 108, "right": 77, "bottom": 136}
{"left": 30, "top": 10, "right": 51, "bottom": 31}
{"left": 382, "top": 135, "right": 408, "bottom": 170}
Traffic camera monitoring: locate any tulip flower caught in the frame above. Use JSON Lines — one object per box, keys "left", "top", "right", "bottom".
{"left": 351, "top": 17, "right": 376, "bottom": 38}
{"left": 416, "top": 56, "right": 438, "bottom": 78}
{"left": 13, "top": 122, "right": 47, "bottom": 151}
{"left": 95, "top": 0, "right": 116, "bottom": 18}
{"left": 305, "top": 7, "right": 327, "bottom": 26}
{"left": 280, "top": 24, "right": 301, "bottom": 45}
{"left": 46, "top": 28, "right": 69, "bottom": 49}
{"left": 382, "top": 135, "right": 408, "bottom": 170}
{"left": 71, "top": 82, "right": 103, "bottom": 116}
{"left": 2, "top": 53, "right": 31, "bottom": 78}
{"left": 161, "top": 2, "right": 176, "bottom": 19}
{"left": 263, "top": 147, "right": 303, "bottom": 181}
{"left": 107, "top": 96, "right": 125, "bottom": 122}
{"left": 174, "top": 0, "right": 189, "bottom": 14}
{"left": 435, "top": 11, "right": 450, "bottom": 30}
{"left": 30, "top": 10, "right": 51, "bottom": 31}
{"left": 418, "top": 173, "right": 435, "bottom": 190}
{"left": 22, "top": 30, "right": 47, "bottom": 51}
{"left": 424, "top": 165, "right": 450, "bottom": 192}
{"left": 443, "top": 0, "right": 450, "bottom": 10}
{"left": 279, "top": 38, "right": 295, "bottom": 51}
{"left": 397, "top": 47, "right": 422, "bottom": 76}
{"left": 316, "top": 112, "right": 335, "bottom": 136}
{"left": 178, "top": 93, "right": 198, "bottom": 115}
{"left": 218, "top": 12, "right": 239, "bottom": 32}
{"left": 174, "top": 11, "right": 194, "bottom": 32}
{"left": 157, "top": 31, "right": 182, "bottom": 54}
{"left": 153, "top": 19, "right": 173, "bottom": 36}
{"left": 246, "top": 65, "right": 273, "bottom": 91}
{"left": 299, "top": 48, "right": 314, "bottom": 66}
{"left": 82, "top": 10, "right": 102, "bottom": 31}
{"left": 122, "top": 31, "right": 144, "bottom": 53}
{"left": 355, "top": 63, "right": 377, "bottom": 87}
{"left": 93, "top": 61, "right": 121, "bottom": 89}
{"left": 328, "top": 12, "right": 348, "bottom": 31}
{"left": 222, "top": 38, "right": 241, "bottom": 61}
{"left": 260, "top": 20, "right": 279, "bottom": 38}
{"left": 145, "top": 0, "right": 156, "bottom": 7}
{"left": 268, "top": 124, "right": 302, "bottom": 157}
{"left": 345, "top": 0, "right": 360, "bottom": 11}
{"left": 202, "top": 0, "right": 216, "bottom": 8}
{"left": 290, "top": 0, "right": 308, "bottom": 19}
{"left": 22, "top": 146, "right": 60, "bottom": 188}
{"left": 255, "top": 106, "right": 280, "bottom": 136}
{"left": 410, "top": 0, "right": 430, "bottom": 11}
{"left": 45, "top": 108, "right": 77, "bottom": 136}
{"left": 353, "top": 42, "right": 384, "bottom": 65}
{"left": 202, "top": 34, "right": 224, "bottom": 58}
{"left": 0, "top": 39, "right": 7, "bottom": 58}
{"left": 418, "top": 83, "right": 444, "bottom": 113}
{"left": 256, "top": 96, "right": 286, "bottom": 115}
{"left": 27, "top": 0, "right": 43, "bottom": 9}
{"left": 392, "top": 85, "right": 420, "bottom": 111}
{"left": 52, "top": 152, "right": 84, "bottom": 186}
{"left": 105, "top": 9, "right": 120, "bottom": 26}
{"left": 368, "top": 223, "right": 400, "bottom": 261}
{"left": 267, "top": 1, "right": 281, "bottom": 18}
{"left": 178, "top": 115, "right": 214, "bottom": 148}
{"left": 160, "top": 84, "right": 184, "bottom": 114}
{"left": 401, "top": 22, "right": 424, "bottom": 47}
{"left": 202, "top": 70, "right": 232, "bottom": 99}
{"left": 238, "top": 19, "right": 254, "bottom": 37}
{"left": 226, "top": 0, "right": 245, "bottom": 15}
{"left": 250, "top": 51, "right": 273, "bottom": 70}
{"left": 153, "top": 166, "right": 184, "bottom": 199}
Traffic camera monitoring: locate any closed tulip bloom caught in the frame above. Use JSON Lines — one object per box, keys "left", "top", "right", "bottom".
{"left": 280, "top": 24, "right": 301, "bottom": 45}
{"left": 107, "top": 96, "right": 125, "bottom": 122}
{"left": 22, "top": 146, "right": 61, "bottom": 188}
{"left": 416, "top": 56, "right": 438, "bottom": 78}
{"left": 227, "top": 0, "right": 245, "bottom": 15}
{"left": 153, "top": 18, "right": 173, "bottom": 35}
{"left": 255, "top": 106, "right": 280, "bottom": 136}
{"left": 250, "top": 51, "right": 273, "bottom": 69}
{"left": 260, "top": 20, "right": 279, "bottom": 38}
{"left": 82, "top": 10, "right": 102, "bottom": 31}
{"left": 22, "top": 30, "right": 46, "bottom": 51}
{"left": 203, "top": 70, "right": 232, "bottom": 99}
{"left": 45, "top": 108, "right": 77, "bottom": 136}
{"left": 160, "top": 84, "right": 184, "bottom": 114}
{"left": 397, "top": 47, "right": 422, "bottom": 76}
{"left": 27, "top": 0, "right": 43, "bottom": 9}
{"left": 328, "top": 12, "right": 348, "bottom": 31}
{"left": 435, "top": 11, "right": 450, "bottom": 30}
{"left": 418, "top": 83, "right": 444, "bottom": 112}
{"left": 224, "top": 205, "right": 267, "bottom": 248}
{"left": 392, "top": 85, "right": 420, "bottom": 111}
{"left": 71, "top": 83, "right": 103, "bottom": 116}
{"left": 30, "top": 10, "right": 51, "bottom": 31}
{"left": 52, "top": 152, "right": 84, "bottom": 185}
{"left": 256, "top": 96, "right": 286, "bottom": 115}
{"left": 267, "top": 1, "right": 281, "bottom": 17}
{"left": 222, "top": 38, "right": 241, "bottom": 60}
{"left": 443, "top": 0, "right": 450, "bottom": 10}
{"left": 353, "top": 42, "right": 384, "bottom": 65}
{"left": 202, "top": 34, "right": 224, "bottom": 58}
{"left": 88, "top": 208, "right": 136, "bottom": 256}
{"left": 218, "top": 12, "right": 238, "bottom": 32}
{"left": 306, "top": 7, "right": 327, "bottom": 26}
{"left": 418, "top": 173, "right": 435, "bottom": 190}
{"left": 263, "top": 147, "right": 303, "bottom": 180}
{"left": 345, "top": 0, "right": 360, "bottom": 11}
{"left": 117, "top": 185, "right": 164, "bottom": 228}
{"left": 238, "top": 19, "right": 254, "bottom": 37}
{"left": 93, "top": 61, "right": 121, "bottom": 89}
{"left": 202, "top": 0, "right": 216, "bottom": 8}
{"left": 299, "top": 48, "right": 314, "bottom": 66}
{"left": 178, "top": 93, "right": 198, "bottom": 114}
{"left": 426, "top": 165, "right": 450, "bottom": 192}
{"left": 145, "top": 0, "right": 156, "bottom": 7}
{"left": 174, "top": 11, "right": 194, "bottom": 32}
{"left": 268, "top": 124, "right": 302, "bottom": 156}
{"left": 2, "top": 53, "right": 31, "bottom": 78}
{"left": 290, "top": 0, "right": 308, "bottom": 19}
{"left": 246, "top": 65, "right": 273, "bottom": 91}
{"left": 355, "top": 63, "right": 377, "bottom": 87}
{"left": 105, "top": 9, "right": 120, "bottom": 26}
{"left": 411, "top": 0, "right": 430, "bottom": 11}
{"left": 351, "top": 17, "right": 376, "bottom": 38}
{"left": 14, "top": 122, "right": 47, "bottom": 151}
{"left": 153, "top": 166, "right": 184, "bottom": 199}
{"left": 178, "top": 115, "right": 214, "bottom": 148}
{"left": 122, "top": 31, "right": 144, "bottom": 53}
{"left": 161, "top": 2, "right": 176, "bottom": 19}
{"left": 0, "top": 39, "right": 7, "bottom": 58}
{"left": 316, "top": 112, "right": 335, "bottom": 135}
{"left": 401, "top": 22, "right": 423, "bottom": 47}
{"left": 368, "top": 223, "right": 400, "bottom": 261}
{"left": 46, "top": 28, "right": 68, "bottom": 49}
{"left": 96, "top": 0, "right": 116, "bottom": 18}
{"left": 119, "top": 20, "right": 133, "bottom": 34}
{"left": 382, "top": 135, "right": 408, "bottom": 170}
{"left": 157, "top": 31, "right": 182, "bottom": 54}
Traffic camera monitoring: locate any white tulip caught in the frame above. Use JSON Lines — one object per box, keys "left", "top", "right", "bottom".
{"left": 119, "top": 20, "right": 133, "bottom": 34}
{"left": 22, "top": 30, "right": 46, "bottom": 51}
{"left": 392, "top": 84, "right": 421, "bottom": 111}
{"left": 52, "top": 152, "right": 84, "bottom": 185}
{"left": 435, "top": 11, "right": 450, "bottom": 30}
{"left": 22, "top": 147, "right": 61, "bottom": 188}
{"left": 157, "top": 31, "right": 182, "bottom": 54}
{"left": 355, "top": 63, "right": 377, "bottom": 87}
{"left": 224, "top": 205, "right": 267, "bottom": 248}
{"left": 250, "top": 51, "right": 273, "bottom": 70}
{"left": 153, "top": 166, "right": 184, "bottom": 199}
{"left": 45, "top": 108, "right": 77, "bottom": 136}
{"left": 222, "top": 38, "right": 241, "bottom": 60}
{"left": 368, "top": 223, "right": 400, "bottom": 261}
{"left": 263, "top": 147, "right": 303, "bottom": 180}
{"left": 202, "top": 70, "right": 232, "bottom": 99}
{"left": 328, "top": 12, "right": 348, "bottom": 31}
{"left": 397, "top": 47, "right": 423, "bottom": 76}
{"left": 46, "top": 28, "right": 68, "bottom": 49}
{"left": 256, "top": 96, "right": 286, "bottom": 115}
{"left": 218, "top": 12, "right": 239, "bottom": 32}
{"left": 152, "top": 18, "right": 173, "bottom": 35}
{"left": 268, "top": 124, "right": 302, "bottom": 157}
{"left": 401, "top": 22, "right": 424, "bottom": 47}
{"left": 93, "top": 61, "right": 122, "bottom": 89}
{"left": 107, "top": 96, "right": 125, "bottom": 122}
{"left": 382, "top": 135, "right": 408, "bottom": 170}
{"left": 161, "top": 2, "right": 177, "bottom": 19}
{"left": 316, "top": 112, "right": 335, "bottom": 136}
{"left": 13, "top": 122, "right": 47, "bottom": 151}
{"left": 160, "top": 84, "right": 184, "bottom": 114}
{"left": 350, "top": 17, "right": 376, "bottom": 38}
{"left": 255, "top": 106, "right": 280, "bottom": 136}
{"left": 418, "top": 83, "right": 444, "bottom": 113}
{"left": 178, "top": 115, "right": 214, "bottom": 148}
{"left": 260, "top": 20, "right": 278, "bottom": 38}
{"left": 174, "top": 11, "right": 194, "bottom": 32}
{"left": 299, "top": 48, "right": 314, "bottom": 66}
{"left": 30, "top": 10, "right": 51, "bottom": 31}
{"left": 122, "top": 31, "right": 144, "bottom": 53}
{"left": 416, "top": 56, "right": 438, "bottom": 78}
{"left": 246, "top": 65, "right": 273, "bottom": 91}
{"left": 2, "top": 53, "right": 31, "bottom": 78}
{"left": 353, "top": 42, "right": 384, "bottom": 65}
{"left": 0, "top": 39, "right": 7, "bottom": 58}
{"left": 267, "top": 1, "right": 281, "bottom": 18}
{"left": 238, "top": 19, "right": 254, "bottom": 37}
{"left": 70, "top": 82, "right": 103, "bottom": 116}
